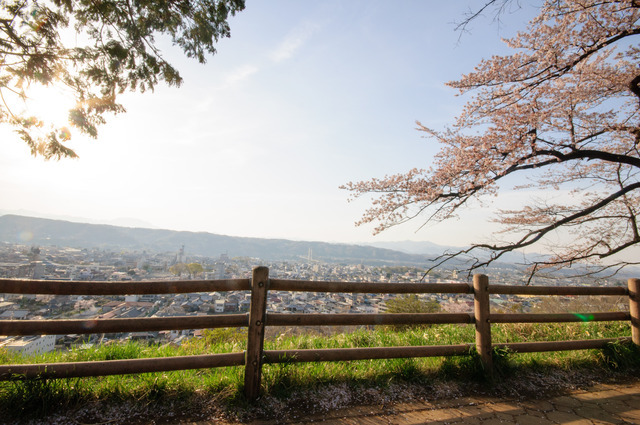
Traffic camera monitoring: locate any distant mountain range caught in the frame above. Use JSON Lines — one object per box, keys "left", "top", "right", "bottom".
{"left": 0, "top": 209, "right": 160, "bottom": 229}
{"left": 363, "top": 240, "right": 464, "bottom": 256}
{"left": 3, "top": 214, "right": 637, "bottom": 278}
{"left": 0, "top": 214, "right": 452, "bottom": 267}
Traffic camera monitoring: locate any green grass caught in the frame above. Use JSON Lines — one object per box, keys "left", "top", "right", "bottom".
{"left": 0, "top": 322, "right": 638, "bottom": 422}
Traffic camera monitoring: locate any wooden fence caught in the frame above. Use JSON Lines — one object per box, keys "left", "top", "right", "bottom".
{"left": 0, "top": 266, "right": 638, "bottom": 401}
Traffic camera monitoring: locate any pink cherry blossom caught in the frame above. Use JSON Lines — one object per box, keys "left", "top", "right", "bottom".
{"left": 342, "top": 0, "right": 640, "bottom": 280}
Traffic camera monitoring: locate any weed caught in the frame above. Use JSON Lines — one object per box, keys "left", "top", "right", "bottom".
{"left": 599, "top": 339, "right": 640, "bottom": 369}
{"left": 0, "top": 378, "right": 86, "bottom": 419}
{"left": 200, "top": 327, "right": 247, "bottom": 347}
{"left": 492, "top": 346, "right": 514, "bottom": 377}
{"left": 388, "top": 358, "right": 425, "bottom": 382}
{"left": 349, "top": 329, "right": 378, "bottom": 347}
{"left": 439, "top": 349, "right": 485, "bottom": 381}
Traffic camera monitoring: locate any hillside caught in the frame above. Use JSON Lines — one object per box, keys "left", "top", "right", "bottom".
{"left": 0, "top": 214, "right": 434, "bottom": 266}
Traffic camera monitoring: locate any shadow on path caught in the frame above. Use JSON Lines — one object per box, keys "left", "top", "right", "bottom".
{"left": 245, "top": 381, "right": 640, "bottom": 425}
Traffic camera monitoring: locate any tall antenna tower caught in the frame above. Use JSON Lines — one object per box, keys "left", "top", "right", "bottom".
{"left": 178, "top": 245, "right": 185, "bottom": 263}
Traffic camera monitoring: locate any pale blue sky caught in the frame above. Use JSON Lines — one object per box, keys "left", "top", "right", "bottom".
{"left": 1, "top": 1, "right": 541, "bottom": 246}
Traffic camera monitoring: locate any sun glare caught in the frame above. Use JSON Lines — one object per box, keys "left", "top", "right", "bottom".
{"left": 22, "top": 84, "right": 77, "bottom": 133}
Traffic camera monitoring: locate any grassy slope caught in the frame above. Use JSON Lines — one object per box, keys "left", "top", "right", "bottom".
{"left": 0, "top": 321, "right": 639, "bottom": 423}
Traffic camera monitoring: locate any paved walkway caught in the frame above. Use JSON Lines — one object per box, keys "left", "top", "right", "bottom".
{"left": 234, "top": 381, "right": 640, "bottom": 424}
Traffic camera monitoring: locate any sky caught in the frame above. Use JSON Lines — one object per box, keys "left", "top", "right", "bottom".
{"left": 0, "top": 1, "right": 543, "bottom": 247}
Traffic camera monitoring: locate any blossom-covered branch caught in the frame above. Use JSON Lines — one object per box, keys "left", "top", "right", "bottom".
{"left": 343, "top": 0, "right": 640, "bottom": 279}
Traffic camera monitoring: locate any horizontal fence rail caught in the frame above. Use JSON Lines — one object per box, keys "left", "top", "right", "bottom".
{"left": 266, "top": 312, "right": 474, "bottom": 327}
{"left": 263, "top": 344, "right": 475, "bottom": 364}
{"left": 0, "top": 352, "right": 245, "bottom": 380}
{"left": 0, "top": 314, "right": 249, "bottom": 336}
{"left": 0, "top": 268, "right": 638, "bottom": 402}
{"left": 0, "top": 278, "right": 251, "bottom": 295}
{"left": 489, "top": 284, "right": 629, "bottom": 296}
{"left": 489, "top": 312, "right": 630, "bottom": 324}
{"left": 269, "top": 279, "right": 472, "bottom": 294}
{"left": 494, "top": 337, "right": 632, "bottom": 353}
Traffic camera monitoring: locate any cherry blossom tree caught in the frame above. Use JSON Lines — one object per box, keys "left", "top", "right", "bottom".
{"left": 343, "top": 0, "right": 640, "bottom": 279}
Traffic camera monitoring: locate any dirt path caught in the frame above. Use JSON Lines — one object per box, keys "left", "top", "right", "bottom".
{"left": 213, "top": 380, "right": 640, "bottom": 424}
{"left": 12, "top": 372, "right": 640, "bottom": 424}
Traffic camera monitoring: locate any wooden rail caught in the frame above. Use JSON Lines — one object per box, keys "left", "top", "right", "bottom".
{"left": 266, "top": 312, "right": 473, "bottom": 326}
{"left": 0, "top": 353, "right": 245, "bottom": 380}
{"left": 494, "top": 338, "right": 632, "bottom": 354}
{"left": 0, "top": 314, "right": 249, "bottom": 336}
{"left": 269, "top": 279, "right": 472, "bottom": 294}
{"left": 263, "top": 344, "right": 474, "bottom": 363}
{"left": 0, "top": 268, "right": 637, "bottom": 402}
{"left": 0, "top": 278, "right": 251, "bottom": 295}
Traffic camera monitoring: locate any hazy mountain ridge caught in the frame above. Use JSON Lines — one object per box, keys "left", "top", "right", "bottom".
{"left": 0, "top": 215, "right": 435, "bottom": 266}
{"left": 363, "top": 240, "right": 462, "bottom": 256}
{"left": 0, "top": 209, "right": 159, "bottom": 229}
{"left": 363, "top": 240, "right": 548, "bottom": 265}
{"left": 3, "top": 214, "right": 637, "bottom": 278}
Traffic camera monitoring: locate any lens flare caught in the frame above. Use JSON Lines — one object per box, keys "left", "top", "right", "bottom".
{"left": 18, "top": 231, "right": 34, "bottom": 242}
{"left": 574, "top": 313, "right": 595, "bottom": 322}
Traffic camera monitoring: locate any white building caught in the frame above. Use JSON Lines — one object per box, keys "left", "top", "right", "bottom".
{"left": 214, "top": 299, "right": 225, "bottom": 313}
{"left": 0, "top": 335, "right": 56, "bottom": 356}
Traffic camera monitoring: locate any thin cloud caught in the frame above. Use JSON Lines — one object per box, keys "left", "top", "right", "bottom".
{"left": 225, "top": 65, "right": 259, "bottom": 85}
{"left": 270, "top": 22, "right": 319, "bottom": 62}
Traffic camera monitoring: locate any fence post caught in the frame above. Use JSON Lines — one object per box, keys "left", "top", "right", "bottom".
{"left": 629, "top": 278, "right": 640, "bottom": 346}
{"left": 244, "top": 266, "right": 269, "bottom": 401}
{"left": 473, "top": 274, "right": 493, "bottom": 376}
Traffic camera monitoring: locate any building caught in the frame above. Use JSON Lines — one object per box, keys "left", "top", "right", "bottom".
{"left": 0, "top": 335, "right": 56, "bottom": 356}
{"left": 214, "top": 299, "right": 225, "bottom": 313}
